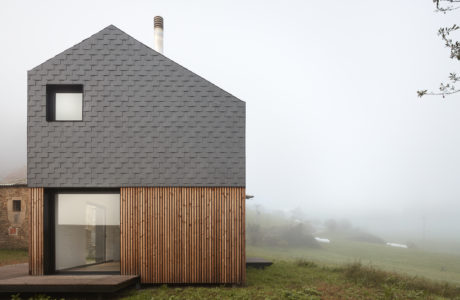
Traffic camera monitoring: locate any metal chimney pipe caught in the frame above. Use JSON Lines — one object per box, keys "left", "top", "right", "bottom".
{"left": 154, "top": 16, "right": 164, "bottom": 54}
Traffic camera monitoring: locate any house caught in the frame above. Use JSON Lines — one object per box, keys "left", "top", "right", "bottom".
{"left": 27, "top": 17, "right": 246, "bottom": 284}
{"left": 0, "top": 181, "right": 29, "bottom": 250}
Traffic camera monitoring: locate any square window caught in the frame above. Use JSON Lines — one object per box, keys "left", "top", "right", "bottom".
{"left": 12, "top": 200, "right": 21, "bottom": 212}
{"left": 47, "top": 85, "right": 83, "bottom": 121}
{"left": 55, "top": 93, "right": 82, "bottom": 120}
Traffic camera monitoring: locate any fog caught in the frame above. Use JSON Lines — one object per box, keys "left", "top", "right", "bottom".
{"left": 1, "top": 0, "right": 460, "bottom": 249}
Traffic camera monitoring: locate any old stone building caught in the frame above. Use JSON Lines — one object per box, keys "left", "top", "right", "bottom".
{"left": 0, "top": 185, "right": 29, "bottom": 249}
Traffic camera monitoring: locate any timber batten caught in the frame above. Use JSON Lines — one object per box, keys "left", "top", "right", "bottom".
{"left": 28, "top": 187, "right": 246, "bottom": 283}
{"left": 120, "top": 188, "right": 140, "bottom": 275}
{"left": 120, "top": 187, "right": 246, "bottom": 284}
{"left": 29, "top": 188, "right": 44, "bottom": 275}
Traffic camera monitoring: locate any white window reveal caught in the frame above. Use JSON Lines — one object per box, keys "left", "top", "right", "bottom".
{"left": 55, "top": 93, "right": 83, "bottom": 121}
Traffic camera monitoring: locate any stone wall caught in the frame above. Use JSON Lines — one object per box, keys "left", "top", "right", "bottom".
{"left": 0, "top": 186, "right": 29, "bottom": 249}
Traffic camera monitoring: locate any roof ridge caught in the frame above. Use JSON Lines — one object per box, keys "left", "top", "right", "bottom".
{"left": 102, "top": 25, "right": 245, "bottom": 103}
{"left": 29, "top": 24, "right": 244, "bottom": 103}
{"left": 28, "top": 24, "right": 116, "bottom": 72}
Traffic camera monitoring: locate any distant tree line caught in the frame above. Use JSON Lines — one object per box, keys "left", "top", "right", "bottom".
{"left": 246, "top": 206, "right": 319, "bottom": 248}
{"left": 246, "top": 205, "right": 386, "bottom": 248}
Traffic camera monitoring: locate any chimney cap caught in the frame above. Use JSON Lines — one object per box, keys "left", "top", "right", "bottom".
{"left": 154, "top": 16, "right": 164, "bottom": 28}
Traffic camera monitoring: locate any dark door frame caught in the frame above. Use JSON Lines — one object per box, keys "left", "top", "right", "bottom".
{"left": 43, "top": 188, "right": 120, "bottom": 275}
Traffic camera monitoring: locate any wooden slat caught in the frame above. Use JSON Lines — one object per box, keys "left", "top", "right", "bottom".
{"left": 120, "top": 187, "right": 140, "bottom": 275}
{"left": 0, "top": 274, "right": 139, "bottom": 293}
{"left": 120, "top": 187, "right": 245, "bottom": 284}
{"left": 27, "top": 186, "right": 245, "bottom": 283}
{"left": 29, "top": 187, "right": 44, "bottom": 276}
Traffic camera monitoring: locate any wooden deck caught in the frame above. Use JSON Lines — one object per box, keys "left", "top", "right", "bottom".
{"left": 0, "top": 257, "right": 266, "bottom": 293}
{"left": 246, "top": 257, "right": 273, "bottom": 269}
{"left": 0, "top": 274, "right": 139, "bottom": 293}
{"left": 0, "top": 263, "right": 28, "bottom": 280}
{"left": 0, "top": 264, "right": 138, "bottom": 293}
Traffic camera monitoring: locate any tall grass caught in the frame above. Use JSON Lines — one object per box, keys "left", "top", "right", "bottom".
{"left": 343, "top": 262, "right": 460, "bottom": 298}
{"left": 8, "top": 260, "right": 460, "bottom": 299}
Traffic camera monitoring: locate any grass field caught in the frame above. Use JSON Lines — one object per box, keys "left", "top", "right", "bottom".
{"left": 117, "top": 261, "right": 460, "bottom": 300}
{"left": 4, "top": 239, "right": 460, "bottom": 299}
{"left": 246, "top": 238, "right": 460, "bottom": 285}
{"left": 8, "top": 261, "right": 460, "bottom": 300}
{"left": 116, "top": 239, "right": 460, "bottom": 299}
{"left": 0, "top": 249, "right": 28, "bottom": 267}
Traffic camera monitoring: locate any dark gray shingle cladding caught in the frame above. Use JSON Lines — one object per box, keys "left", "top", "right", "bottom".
{"left": 27, "top": 25, "right": 245, "bottom": 187}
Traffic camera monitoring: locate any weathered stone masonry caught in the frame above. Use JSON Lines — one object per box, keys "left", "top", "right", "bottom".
{"left": 0, "top": 186, "right": 29, "bottom": 249}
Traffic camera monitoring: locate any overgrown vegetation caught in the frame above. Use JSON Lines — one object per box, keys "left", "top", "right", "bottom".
{"left": 246, "top": 206, "right": 387, "bottom": 250}
{"left": 5, "top": 207, "right": 460, "bottom": 299}
{"left": 0, "top": 249, "right": 28, "bottom": 266}
{"left": 6, "top": 248, "right": 460, "bottom": 299}
{"left": 343, "top": 262, "right": 460, "bottom": 299}
{"left": 9, "top": 260, "right": 460, "bottom": 299}
{"left": 117, "top": 260, "right": 460, "bottom": 299}
{"left": 247, "top": 240, "right": 460, "bottom": 285}
{"left": 246, "top": 206, "right": 319, "bottom": 248}
{"left": 323, "top": 218, "right": 385, "bottom": 245}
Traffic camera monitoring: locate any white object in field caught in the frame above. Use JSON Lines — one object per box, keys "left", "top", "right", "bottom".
{"left": 315, "top": 237, "right": 330, "bottom": 243}
{"left": 154, "top": 16, "right": 164, "bottom": 54}
{"left": 386, "top": 242, "right": 408, "bottom": 249}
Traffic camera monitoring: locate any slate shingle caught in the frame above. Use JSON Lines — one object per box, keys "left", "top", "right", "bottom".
{"left": 27, "top": 25, "right": 245, "bottom": 188}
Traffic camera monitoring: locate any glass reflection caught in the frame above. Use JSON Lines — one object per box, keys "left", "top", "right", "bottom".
{"left": 55, "top": 193, "right": 120, "bottom": 273}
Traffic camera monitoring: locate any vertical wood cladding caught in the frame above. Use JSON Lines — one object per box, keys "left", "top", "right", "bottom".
{"left": 29, "top": 187, "right": 44, "bottom": 275}
{"left": 120, "top": 187, "right": 246, "bottom": 284}
{"left": 120, "top": 187, "right": 140, "bottom": 275}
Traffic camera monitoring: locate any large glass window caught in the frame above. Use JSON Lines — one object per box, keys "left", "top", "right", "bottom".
{"left": 55, "top": 193, "right": 120, "bottom": 273}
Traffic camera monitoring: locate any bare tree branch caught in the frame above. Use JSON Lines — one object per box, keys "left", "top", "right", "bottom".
{"left": 418, "top": 73, "right": 460, "bottom": 98}
{"left": 438, "top": 24, "right": 460, "bottom": 59}
{"left": 434, "top": 0, "right": 460, "bottom": 12}
{"left": 418, "top": 2, "right": 460, "bottom": 97}
{"left": 418, "top": 89, "right": 460, "bottom": 98}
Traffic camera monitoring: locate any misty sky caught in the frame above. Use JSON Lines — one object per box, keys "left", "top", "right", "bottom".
{"left": 1, "top": 0, "right": 460, "bottom": 240}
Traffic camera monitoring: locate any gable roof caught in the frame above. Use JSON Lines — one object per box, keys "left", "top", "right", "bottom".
{"left": 27, "top": 25, "right": 245, "bottom": 187}
{"left": 30, "top": 25, "right": 243, "bottom": 104}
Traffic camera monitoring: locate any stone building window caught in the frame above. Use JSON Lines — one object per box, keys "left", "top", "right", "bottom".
{"left": 8, "top": 227, "right": 18, "bottom": 235}
{"left": 12, "top": 200, "right": 21, "bottom": 212}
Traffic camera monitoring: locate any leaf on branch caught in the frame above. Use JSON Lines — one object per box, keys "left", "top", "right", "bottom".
{"left": 434, "top": 0, "right": 460, "bottom": 12}
{"left": 421, "top": 1, "right": 460, "bottom": 97}
{"left": 449, "top": 72, "right": 460, "bottom": 82}
{"left": 417, "top": 90, "right": 428, "bottom": 97}
{"left": 437, "top": 25, "right": 460, "bottom": 60}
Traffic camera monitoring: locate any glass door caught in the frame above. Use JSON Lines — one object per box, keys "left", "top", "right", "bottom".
{"left": 54, "top": 192, "right": 120, "bottom": 273}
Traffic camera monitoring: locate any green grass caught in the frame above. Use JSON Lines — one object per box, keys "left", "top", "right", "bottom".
{"left": 246, "top": 238, "right": 460, "bottom": 285}
{"left": 10, "top": 261, "right": 460, "bottom": 300}
{"left": 117, "top": 261, "right": 459, "bottom": 300}
{"left": 0, "top": 249, "right": 28, "bottom": 266}
{"left": 7, "top": 243, "right": 460, "bottom": 300}
{"left": 6, "top": 239, "right": 460, "bottom": 299}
